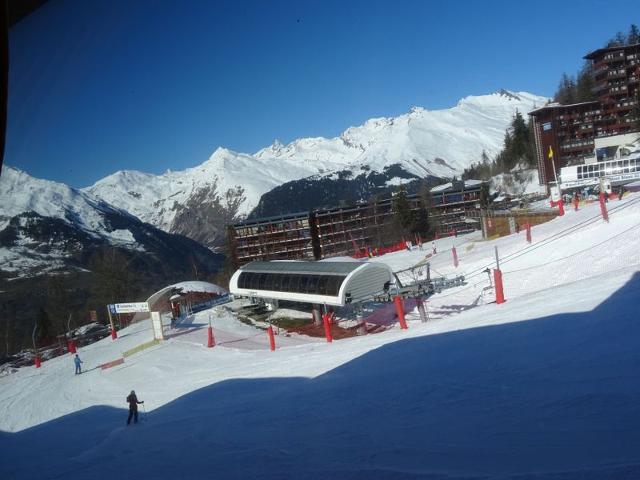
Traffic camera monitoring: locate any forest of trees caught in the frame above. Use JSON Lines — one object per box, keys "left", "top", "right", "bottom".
{"left": 462, "top": 111, "right": 536, "bottom": 181}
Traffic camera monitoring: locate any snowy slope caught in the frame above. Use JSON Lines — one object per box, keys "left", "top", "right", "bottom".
{"left": 2, "top": 193, "right": 640, "bottom": 479}
{"left": 85, "top": 91, "right": 547, "bottom": 226}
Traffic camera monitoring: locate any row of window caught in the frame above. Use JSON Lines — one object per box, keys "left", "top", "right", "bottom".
{"left": 237, "top": 272, "right": 347, "bottom": 296}
{"left": 577, "top": 159, "right": 639, "bottom": 179}
{"left": 235, "top": 220, "right": 310, "bottom": 237}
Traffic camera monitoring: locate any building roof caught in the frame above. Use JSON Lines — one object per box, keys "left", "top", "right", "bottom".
{"left": 230, "top": 260, "right": 394, "bottom": 306}
{"left": 529, "top": 101, "right": 600, "bottom": 115}
{"left": 430, "top": 179, "right": 483, "bottom": 193}
{"left": 233, "top": 211, "right": 310, "bottom": 227}
{"left": 240, "top": 260, "right": 365, "bottom": 276}
{"left": 584, "top": 43, "right": 640, "bottom": 60}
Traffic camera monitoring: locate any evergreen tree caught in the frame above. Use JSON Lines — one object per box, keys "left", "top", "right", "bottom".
{"left": 554, "top": 73, "right": 577, "bottom": 104}
{"left": 35, "top": 307, "right": 55, "bottom": 346}
{"left": 606, "top": 31, "right": 627, "bottom": 47}
{"left": 575, "top": 62, "right": 596, "bottom": 102}
{"left": 629, "top": 24, "right": 640, "bottom": 45}
{"left": 392, "top": 187, "right": 414, "bottom": 234}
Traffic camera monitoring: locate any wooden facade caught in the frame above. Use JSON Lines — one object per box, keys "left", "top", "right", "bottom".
{"left": 228, "top": 182, "right": 485, "bottom": 267}
{"left": 530, "top": 43, "right": 640, "bottom": 186}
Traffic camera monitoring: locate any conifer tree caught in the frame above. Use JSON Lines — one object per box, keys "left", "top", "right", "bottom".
{"left": 576, "top": 62, "right": 596, "bottom": 102}
{"left": 392, "top": 187, "right": 414, "bottom": 235}
{"left": 629, "top": 24, "right": 640, "bottom": 45}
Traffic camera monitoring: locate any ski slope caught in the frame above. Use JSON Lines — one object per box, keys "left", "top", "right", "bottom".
{"left": 1, "top": 194, "right": 640, "bottom": 479}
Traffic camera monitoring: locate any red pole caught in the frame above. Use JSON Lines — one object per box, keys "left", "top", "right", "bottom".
{"left": 67, "top": 339, "right": 77, "bottom": 354}
{"left": 267, "top": 325, "right": 276, "bottom": 351}
{"left": 34, "top": 355, "right": 41, "bottom": 368}
{"left": 558, "top": 199, "right": 565, "bottom": 216}
{"left": 394, "top": 295, "right": 408, "bottom": 329}
{"left": 525, "top": 223, "right": 532, "bottom": 243}
{"left": 599, "top": 193, "right": 609, "bottom": 222}
{"left": 573, "top": 198, "right": 579, "bottom": 211}
{"left": 494, "top": 269, "right": 505, "bottom": 304}
{"left": 207, "top": 326, "right": 215, "bottom": 348}
{"left": 452, "top": 246, "right": 459, "bottom": 268}
{"left": 322, "top": 313, "right": 333, "bottom": 343}
{"left": 111, "top": 327, "right": 118, "bottom": 340}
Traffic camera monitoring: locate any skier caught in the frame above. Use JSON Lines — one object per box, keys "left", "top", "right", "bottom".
{"left": 74, "top": 354, "right": 83, "bottom": 375}
{"left": 126, "top": 390, "right": 144, "bottom": 425}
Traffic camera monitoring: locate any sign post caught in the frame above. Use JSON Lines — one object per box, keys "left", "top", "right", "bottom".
{"left": 107, "top": 304, "right": 117, "bottom": 340}
{"left": 151, "top": 312, "right": 164, "bottom": 341}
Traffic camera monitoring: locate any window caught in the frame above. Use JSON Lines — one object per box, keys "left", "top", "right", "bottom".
{"left": 326, "top": 276, "right": 344, "bottom": 296}
{"left": 238, "top": 272, "right": 252, "bottom": 289}
{"left": 256, "top": 273, "right": 267, "bottom": 290}
{"left": 298, "top": 276, "right": 310, "bottom": 293}
{"left": 306, "top": 276, "right": 320, "bottom": 293}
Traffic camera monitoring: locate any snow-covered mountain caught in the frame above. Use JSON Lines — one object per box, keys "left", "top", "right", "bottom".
{"left": 84, "top": 90, "right": 548, "bottom": 246}
{"left": 0, "top": 165, "right": 221, "bottom": 278}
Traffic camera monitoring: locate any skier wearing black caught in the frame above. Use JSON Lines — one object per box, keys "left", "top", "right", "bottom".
{"left": 126, "top": 390, "right": 144, "bottom": 425}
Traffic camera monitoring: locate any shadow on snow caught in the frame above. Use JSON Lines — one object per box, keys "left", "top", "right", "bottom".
{"left": 2, "top": 274, "right": 640, "bottom": 479}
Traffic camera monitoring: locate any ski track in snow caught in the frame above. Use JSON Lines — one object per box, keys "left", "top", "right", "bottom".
{"left": 1, "top": 194, "right": 640, "bottom": 479}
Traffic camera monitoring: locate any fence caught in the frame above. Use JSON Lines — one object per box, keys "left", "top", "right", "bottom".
{"left": 481, "top": 209, "right": 558, "bottom": 239}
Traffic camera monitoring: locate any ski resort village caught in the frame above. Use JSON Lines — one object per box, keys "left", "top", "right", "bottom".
{"left": 2, "top": 4, "right": 640, "bottom": 480}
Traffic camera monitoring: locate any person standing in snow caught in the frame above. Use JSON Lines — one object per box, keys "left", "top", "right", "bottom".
{"left": 126, "top": 390, "right": 144, "bottom": 425}
{"left": 74, "top": 354, "right": 83, "bottom": 375}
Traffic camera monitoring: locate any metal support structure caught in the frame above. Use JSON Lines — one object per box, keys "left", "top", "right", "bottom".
{"left": 417, "top": 298, "right": 428, "bottom": 323}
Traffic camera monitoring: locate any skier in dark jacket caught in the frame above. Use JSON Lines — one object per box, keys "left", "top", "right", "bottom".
{"left": 126, "top": 390, "right": 144, "bottom": 425}
{"left": 74, "top": 354, "right": 83, "bottom": 375}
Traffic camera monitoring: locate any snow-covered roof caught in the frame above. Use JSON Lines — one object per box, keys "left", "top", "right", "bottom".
{"left": 430, "top": 179, "right": 483, "bottom": 193}
{"left": 146, "top": 281, "right": 228, "bottom": 310}
{"left": 168, "top": 281, "right": 227, "bottom": 295}
{"left": 584, "top": 42, "right": 640, "bottom": 59}
{"left": 529, "top": 100, "right": 600, "bottom": 114}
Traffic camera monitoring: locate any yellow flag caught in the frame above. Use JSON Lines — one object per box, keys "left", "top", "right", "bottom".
{"left": 548, "top": 146, "right": 554, "bottom": 159}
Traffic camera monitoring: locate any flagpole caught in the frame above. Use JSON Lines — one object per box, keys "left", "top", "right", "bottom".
{"left": 549, "top": 145, "right": 559, "bottom": 186}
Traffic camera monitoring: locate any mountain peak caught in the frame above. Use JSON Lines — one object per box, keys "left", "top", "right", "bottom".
{"left": 495, "top": 89, "right": 522, "bottom": 101}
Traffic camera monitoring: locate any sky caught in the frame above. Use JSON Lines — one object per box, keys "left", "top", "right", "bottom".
{"left": 4, "top": 0, "right": 638, "bottom": 187}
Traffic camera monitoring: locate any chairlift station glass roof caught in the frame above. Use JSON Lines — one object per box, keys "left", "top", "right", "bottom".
{"left": 229, "top": 261, "right": 394, "bottom": 306}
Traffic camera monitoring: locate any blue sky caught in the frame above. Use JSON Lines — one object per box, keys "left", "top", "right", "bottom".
{"left": 5, "top": 0, "right": 638, "bottom": 187}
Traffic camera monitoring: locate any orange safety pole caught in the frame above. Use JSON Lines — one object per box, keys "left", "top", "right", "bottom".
{"left": 558, "top": 199, "right": 565, "bottom": 216}
{"left": 322, "top": 313, "right": 333, "bottom": 343}
{"left": 452, "top": 246, "right": 459, "bottom": 268}
{"left": 599, "top": 192, "right": 609, "bottom": 222}
{"left": 394, "top": 295, "right": 408, "bottom": 329}
{"left": 207, "top": 326, "right": 215, "bottom": 348}
{"left": 494, "top": 269, "right": 505, "bottom": 304}
{"left": 267, "top": 325, "right": 276, "bottom": 351}
{"left": 525, "top": 223, "right": 532, "bottom": 243}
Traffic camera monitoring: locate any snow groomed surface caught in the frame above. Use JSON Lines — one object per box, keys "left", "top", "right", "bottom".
{"left": 1, "top": 194, "right": 640, "bottom": 479}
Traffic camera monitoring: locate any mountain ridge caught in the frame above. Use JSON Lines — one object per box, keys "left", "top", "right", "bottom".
{"left": 82, "top": 90, "right": 547, "bottom": 247}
